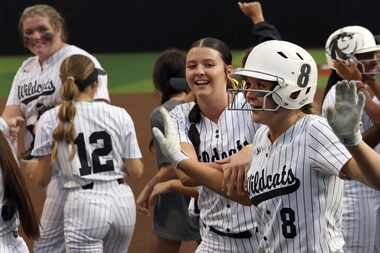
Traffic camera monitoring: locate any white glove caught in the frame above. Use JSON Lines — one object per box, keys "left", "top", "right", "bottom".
{"left": 326, "top": 80, "right": 365, "bottom": 146}
{"left": 152, "top": 107, "right": 189, "bottom": 167}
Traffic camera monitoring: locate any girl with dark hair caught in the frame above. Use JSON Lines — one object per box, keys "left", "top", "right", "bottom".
{"left": 136, "top": 48, "right": 200, "bottom": 253}
{"left": 0, "top": 118, "right": 39, "bottom": 252}
{"left": 153, "top": 38, "right": 261, "bottom": 253}
{"left": 31, "top": 54, "right": 143, "bottom": 252}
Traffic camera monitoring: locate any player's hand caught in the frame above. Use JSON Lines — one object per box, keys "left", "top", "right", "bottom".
{"left": 238, "top": 1, "right": 264, "bottom": 24}
{"left": 333, "top": 59, "right": 362, "bottom": 81}
{"left": 5, "top": 116, "right": 25, "bottom": 140}
{"left": 148, "top": 180, "right": 175, "bottom": 210}
{"left": 152, "top": 107, "right": 189, "bottom": 167}
{"left": 327, "top": 80, "right": 365, "bottom": 146}
{"left": 136, "top": 182, "right": 155, "bottom": 215}
{"left": 216, "top": 147, "right": 251, "bottom": 194}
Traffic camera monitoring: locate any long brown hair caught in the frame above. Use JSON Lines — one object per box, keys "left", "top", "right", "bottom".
{"left": 51, "top": 54, "right": 96, "bottom": 161}
{"left": 0, "top": 131, "right": 39, "bottom": 239}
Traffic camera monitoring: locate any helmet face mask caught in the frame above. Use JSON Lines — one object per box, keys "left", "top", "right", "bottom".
{"left": 353, "top": 52, "right": 380, "bottom": 75}
{"left": 229, "top": 40, "right": 318, "bottom": 112}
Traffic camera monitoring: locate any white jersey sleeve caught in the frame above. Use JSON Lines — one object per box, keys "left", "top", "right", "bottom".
{"left": 169, "top": 103, "right": 193, "bottom": 144}
{"left": 321, "top": 85, "right": 336, "bottom": 117}
{"left": 32, "top": 108, "right": 56, "bottom": 157}
{"left": 120, "top": 110, "right": 142, "bottom": 159}
{"left": 307, "top": 116, "right": 351, "bottom": 176}
{"left": 6, "top": 58, "right": 35, "bottom": 106}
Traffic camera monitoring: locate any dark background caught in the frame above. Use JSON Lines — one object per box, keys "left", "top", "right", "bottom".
{"left": 1, "top": 0, "right": 380, "bottom": 54}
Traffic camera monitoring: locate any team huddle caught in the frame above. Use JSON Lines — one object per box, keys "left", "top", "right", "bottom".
{"left": 0, "top": 2, "right": 380, "bottom": 253}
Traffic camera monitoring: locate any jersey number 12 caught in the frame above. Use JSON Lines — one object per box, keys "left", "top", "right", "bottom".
{"left": 74, "top": 131, "right": 115, "bottom": 176}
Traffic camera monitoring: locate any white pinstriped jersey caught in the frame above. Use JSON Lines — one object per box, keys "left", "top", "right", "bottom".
{"left": 6, "top": 45, "right": 110, "bottom": 150}
{"left": 32, "top": 101, "right": 142, "bottom": 185}
{"left": 247, "top": 115, "right": 351, "bottom": 253}
{"left": 322, "top": 86, "right": 379, "bottom": 253}
{"left": 0, "top": 119, "right": 18, "bottom": 236}
{"left": 170, "top": 93, "right": 261, "bottom": 234}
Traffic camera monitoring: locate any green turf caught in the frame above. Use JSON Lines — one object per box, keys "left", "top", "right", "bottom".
{"left": 0, "top": 49, "right": 329, "bottom": 97}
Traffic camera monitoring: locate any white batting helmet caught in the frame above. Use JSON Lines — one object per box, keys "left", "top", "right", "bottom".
{"left": 230, "top": 40, "right": 318, "bottom": 111}
{"left": 325, "top": 26, "right": 380, "bottom": 74}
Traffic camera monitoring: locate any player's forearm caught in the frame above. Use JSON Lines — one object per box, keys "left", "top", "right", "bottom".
{"left": 177, "top": 159, "right": 252, "bottom": 205}
{"left": 167, "top": 179, "right": 199, "bottom": 198}
{"left": 347, "top": 143, "right": 380, "bottom": 190}
{"left": 147, "top": 165, "right": 177, "bottom": 189}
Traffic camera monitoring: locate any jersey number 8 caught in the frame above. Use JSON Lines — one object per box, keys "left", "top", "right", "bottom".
{"left": 74, "top": 130, "right": 115, "bottom": 176}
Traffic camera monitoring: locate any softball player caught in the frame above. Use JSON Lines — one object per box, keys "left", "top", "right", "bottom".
{"left": 0, "top": 117, "right": 39, "bottom": 252}
{"left": 31, "top": 54, "right": 143, "bottom": 252}
{"left": 136, "top": 48, "right": 200, "bottom": 253}
{"left": 1, "top": 5, "right": 110, "bottom": 253}
{"left": 162, "top": 37, "right": 262, "bottom": 253}
{"left": 153, "top": 40, "right": 380, "bottom": 253}
{"left": 322, "top": 26, "right": 380, "bottom": 253}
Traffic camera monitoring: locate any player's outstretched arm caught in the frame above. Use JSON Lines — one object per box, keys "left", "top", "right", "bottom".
{"left": 153, "top": 107, "right": 252, "bottom": 205}
{"left": 147, "top": 179, "right": 199, "bottom": 210}
{"left": 32, "top": 155, "right": 53, "bottom": 188}
{"left": 327, "top": 80, "right": 380, "bottom": 189}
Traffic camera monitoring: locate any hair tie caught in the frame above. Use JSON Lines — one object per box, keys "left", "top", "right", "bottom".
{"left": 67, "top": 76, "right": 75, "bottom": 82}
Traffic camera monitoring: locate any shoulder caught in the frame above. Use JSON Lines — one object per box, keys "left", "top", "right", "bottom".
{"left": 302, "top": 114, "right": 334, "bottom": 140}
{"left": 62, "top": 45, "right": 102, "bottom": 67}
{"left": 17, "top": 56, "right": 38, "bottom": 72}
{"left": 170, "top": 101, "right": 194, "bottom": 115}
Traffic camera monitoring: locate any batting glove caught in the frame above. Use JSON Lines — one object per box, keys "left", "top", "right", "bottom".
{"left": 326, "top": 80, "right": 365, "bottom": 146}
{"left": 152, "top": 107, "right": 189, "bottom": 167}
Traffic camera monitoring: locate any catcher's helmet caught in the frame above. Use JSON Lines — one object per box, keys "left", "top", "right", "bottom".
{"left": 325, "top": 26, "right": 380, "bottom": 75}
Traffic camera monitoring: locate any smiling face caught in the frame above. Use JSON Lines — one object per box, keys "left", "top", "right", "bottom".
{"left": 186, "top": 47, "right": 231, "bottom": 100}
{"left": 22, "top": 15, "right": 64, "bottom": 62}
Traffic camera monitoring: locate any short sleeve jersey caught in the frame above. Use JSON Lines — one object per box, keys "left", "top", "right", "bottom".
{"left": 150, "top": 99, "right": 183, "bottom": 168}
{"left": 247, "top": 115, "right": 351, "bottom": 253}
{"left": 6, "top": 44, "right": 110, "bottom": 129}
{"left": 32, "top": 101, "right": 142, "bottom": 184}
{"left": 169, "top": 93, "right": 262, "bottom": 234}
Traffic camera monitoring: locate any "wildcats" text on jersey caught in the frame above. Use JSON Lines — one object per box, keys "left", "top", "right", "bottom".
{"left": 18, "top": 79, "right": 56, "bottom": 104}
{"left": 248, "top": 165, "right": 300, "bottom": 206}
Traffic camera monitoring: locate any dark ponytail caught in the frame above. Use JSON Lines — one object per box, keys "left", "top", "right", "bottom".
{"left": 188, "top": 103, "right": 202, "bottom": 157}
{"left": 0, "top": 131, "right": 39, "bottom": 239}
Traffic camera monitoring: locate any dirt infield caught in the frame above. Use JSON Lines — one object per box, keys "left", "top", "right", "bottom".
{"left": 0, "top": 89, "right": 324, "bottom": 253}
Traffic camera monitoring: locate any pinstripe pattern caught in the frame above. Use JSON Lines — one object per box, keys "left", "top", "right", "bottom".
{"left": 247, "top": 115, "right": 351, "bottom": 253}
{"left": 0, "top": 231, "right": 29, "bottom": 253}
{"left": 7, "top": 45, "right": 110, "bottom": 252}
{"left": 322, "top": 86, "right": 378, "bottom": 253}
{"left": 64, "top": 182, "right": 136, "bottom": 252}
{"left": 32, "top": 101, "right": 141, "bottom": 252}
{"left": 0, "top": 123, "right": 28, "bottom": 252}
{"left": 170, "top": 93, "right": 261, "bottom": 252}
{"left": 6, "top": 44, "right": 110, "bottom": 150}
{"left": 33, "top": 176, "right": 66, "bottom": 253}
